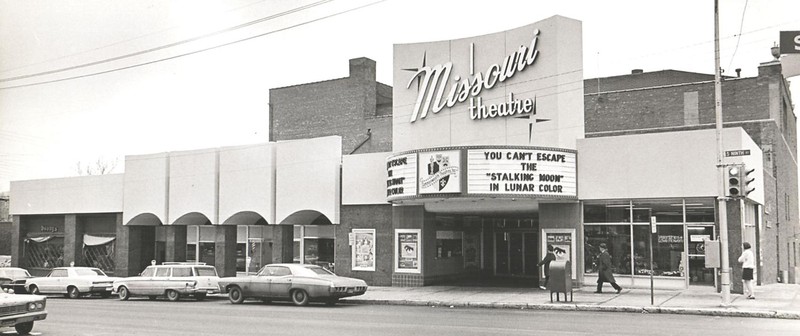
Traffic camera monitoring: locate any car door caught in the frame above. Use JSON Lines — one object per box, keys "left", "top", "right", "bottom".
{"left": 148, "top": 267, "right": 171, "bottom": 295}
{"left": 128, "top": 267, "right": 155, "bottom": 295}
{"left": 267, "top": 266, "right": 293, "bottom": 298}
{"left": 249, "top": 267, "right": 273, "bottom": 296}
{"left": 42, "top": 269, "right": 67, "bottom": 293}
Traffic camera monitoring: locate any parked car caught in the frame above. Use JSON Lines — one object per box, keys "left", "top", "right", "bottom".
{"left": 218, "top": 263, "right": 368, "bottom": 306}
{"left": 0, "top": 267, "right": 34, "bottom": 294}
{"left": 0, "top": 289, "right": 47, "bottom": 335}
{"left": 25, "top": 267, "right": 118, "bottom": 299}
{"left": 113, "top": 263, "right": 220, "bottom": 301}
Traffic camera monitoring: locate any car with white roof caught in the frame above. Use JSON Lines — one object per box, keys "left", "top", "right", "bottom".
{"left": 113, "top": 263, "right": 220, "bottom": 301}
{"left": 25, "top": 267, "right": 117, "bottom": 299}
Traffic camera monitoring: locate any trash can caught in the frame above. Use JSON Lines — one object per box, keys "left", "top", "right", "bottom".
{"left": 547, "top": 260, "right": 572, "bottom": 302}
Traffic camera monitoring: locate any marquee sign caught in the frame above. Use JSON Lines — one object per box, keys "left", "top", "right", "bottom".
{"left": 385, "top": 146, "right": 577, "bottom": 202}
{"left": 392, "top": 16, "right": 584, "bottom": 152}
{"left": 406, "top": 30, "right": 540, "bottom": 123}
{"left": 467, "top": 148, "right": 576, "bottom": 197}
{"left": 386, "top": 153, "right": 417, "bottom": 200}
{"left": 418, "top": 150, "right": 461, "bottom": 194}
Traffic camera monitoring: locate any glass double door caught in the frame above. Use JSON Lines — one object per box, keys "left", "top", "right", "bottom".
{"left": 495, "top": 231, "right": 538, "bottom": 277}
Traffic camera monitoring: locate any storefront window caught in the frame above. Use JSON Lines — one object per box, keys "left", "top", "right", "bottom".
{"left": 632, "top": 199, "right": 683, "bottom": 223}
{"left": 435, "top": 231, "right": 463, "bottom": 259}
{"left": 685, "top": 198, "right": 715, "bottom": 222}
{"left": 584, "top": 201, "right": 631, "bottom": 223}
{"left": 632, "top": 225, "right": 684, "bottom": 276}
{"left": 584, "top": 225, "right": 631, "bottom": 275}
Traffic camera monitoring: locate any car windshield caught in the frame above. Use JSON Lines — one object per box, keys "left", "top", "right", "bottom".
{"left": 74, "top": 268, "right": 106, "bottom": 276}
{"left": 195, "top": 267, "right": 217, "bottom": 276}
{"left": 295, "top": 266, "right": 334, "bottom": 277}
{"left": 4, "top": 269, "right": 31, "bottom": 278}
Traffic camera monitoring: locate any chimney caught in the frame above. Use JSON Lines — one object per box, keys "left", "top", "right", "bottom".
{"left": 349, "top": 57, "right": 376, "bottom": 82}
{"left": 631, "top": 69, "right": 644, "bottom": 75}
{"left": 735, "top": 68, "right": 741, "bottom": 77}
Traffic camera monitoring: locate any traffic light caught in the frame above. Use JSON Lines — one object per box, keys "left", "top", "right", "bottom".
{"left": 726, "top": 164, "right": 743, "bottom": 198}
{"left": 726, "top": 164, "right": 755, "bottom": 198}
{"left": 743, "top": 165, "right": 755, "bottom": 196}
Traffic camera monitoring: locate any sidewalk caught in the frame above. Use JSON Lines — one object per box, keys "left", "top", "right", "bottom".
{"left": 340, "top": 283, "right": 800, "bottom": 320}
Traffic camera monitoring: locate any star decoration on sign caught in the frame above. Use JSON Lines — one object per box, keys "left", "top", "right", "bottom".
{"left": 514, "top": 97, "right": 550, "bottom": 143}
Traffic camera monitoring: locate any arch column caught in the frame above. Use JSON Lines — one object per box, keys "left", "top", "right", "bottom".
{"left": 215, "top": 225, "right": 237, "bottom": 277}
{"left": 164, "top": 225, "right": 187, "bottom": 262}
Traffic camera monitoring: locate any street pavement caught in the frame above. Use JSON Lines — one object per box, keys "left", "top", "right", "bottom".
{"left": 338, "top": 283, "right": 800, "bottom": 320}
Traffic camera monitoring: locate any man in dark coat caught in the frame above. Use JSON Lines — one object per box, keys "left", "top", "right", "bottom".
{"left": 537, "top": 244, "right": 556, "bottom": 290}
{"left": 595, "top": 243, "right": 623, "bottom": 294}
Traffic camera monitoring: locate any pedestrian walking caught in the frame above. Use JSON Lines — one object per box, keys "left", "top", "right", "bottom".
{"left": 537, "top": 244, "right": 556, "bottom": 290}
{"left": 595, "top": 243, "right": 623, "bottom": 294}
{"left": 738, "top": 242, "right": 755, "bottom": 299}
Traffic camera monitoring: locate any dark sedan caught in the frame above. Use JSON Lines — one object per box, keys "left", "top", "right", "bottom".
{"left": 218, "top": 263, "right": 367, "bottom": 306}
{"left": 0, "top": 268, "right": 33, "bottom": 294}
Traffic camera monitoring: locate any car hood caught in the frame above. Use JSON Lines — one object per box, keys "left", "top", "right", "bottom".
{"left": 0, "top": 293, "right": 47, "bottom": 304}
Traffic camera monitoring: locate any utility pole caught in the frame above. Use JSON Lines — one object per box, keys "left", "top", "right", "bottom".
{"left": 714, "top": 0, "right": 731, "bottom": 306}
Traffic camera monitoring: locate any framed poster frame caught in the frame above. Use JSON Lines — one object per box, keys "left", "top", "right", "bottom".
{"left": 394, "top": 229, "right": 422, "bottom": 273}
{"left": 351, "top": 229, "right": 376, "bottom": 271}
{"left": 541, "top": 228, "right": 576, "bottom": 279}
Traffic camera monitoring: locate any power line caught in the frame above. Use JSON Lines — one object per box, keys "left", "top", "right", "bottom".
{"left": 0, "top": 0, "right": 387, "bottom": 90}
{"left": 727, "top": 0, "right": 749, "bottom": 71}
{"left": 0, "top": 0, "right": 332, "bottom": 83}
{"left": 0, "top": 0, "right": 267, "bottom": 76}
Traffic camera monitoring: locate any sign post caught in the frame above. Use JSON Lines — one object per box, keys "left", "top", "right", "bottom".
{"left": 649, "top": 215, "right": 656, "bottom": 306}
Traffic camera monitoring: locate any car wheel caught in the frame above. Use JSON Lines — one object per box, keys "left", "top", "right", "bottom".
{"left": 325, "top": 298, "right": 339, "bottom": 306}
{"left": 291, "top": 289, "right": 309, "bottom": 306}
{"left": 228, "top": 286, "right": 244, "bottom": 304}
{"left": 148, "top": 295, "right": 157, "bottom": 300}
{"left": 118, "top": 286, "right": 130, "bottom": 301}
{"left": 165, "top": 289, "right": 180, "bottom": 302}
{"left": 67, "top": 286, "right": 81, "bottom": 299}
{"left": 14, "top": 321, "right": 34, "bottom": 335}
{"left": 28, "top": 285, "right": 40, "bottom": 295}
{"left": 195, "top": 293, "right": 206, "bottom": 301}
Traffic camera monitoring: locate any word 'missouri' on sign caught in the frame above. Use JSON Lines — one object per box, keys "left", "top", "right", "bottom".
{"left": 386, "top": 153, "right": 417, "bottom": 199}
{"left": 467, "top": 149, "right": 576, "bottom": 196}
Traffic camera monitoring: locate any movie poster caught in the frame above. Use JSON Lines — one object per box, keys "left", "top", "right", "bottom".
{"left": 542, "top": 229, "right": 576, "bottom": 279}
{"left": 352, "top": 229, "right": 375, "bottom": 271}
{"left": 395, "top": 229, "right": 421, "bottom": 273}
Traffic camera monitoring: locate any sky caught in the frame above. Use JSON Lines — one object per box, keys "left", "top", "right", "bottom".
{"left": 1, "top": 0, "right": 799, "bottom": 192}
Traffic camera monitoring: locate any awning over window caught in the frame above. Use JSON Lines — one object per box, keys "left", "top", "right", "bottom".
{"left": 26, "top": 236, "right": 53, "bottom": 243}
{"left": 83, "top": 234, "right": 116, "bottom": 246}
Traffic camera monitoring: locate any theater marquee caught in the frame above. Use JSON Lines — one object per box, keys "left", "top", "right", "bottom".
{"left": 467, "top": 148, "right": 576, "bottom": 197}
{"left": 386, "top": 146, "right": 577, "bottom": 202}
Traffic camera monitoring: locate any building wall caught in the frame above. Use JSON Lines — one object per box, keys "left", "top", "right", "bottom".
{"left": 269, "top": 57, "right": 392, "bottom": 155}
{"left": 583, "top": 61, "right": 798, "bottom": 286}
{"left": 342, "top": 152, "right": 391, "bottom": 205}
{"left": 123, "top": 152, "right": 169, "bottom": 225}
{"left": 335, "top": 204, "right": 393, "bottom": 286}
{"left": 169, "top": 148, "right": 218, "bottom": 225}
{"left": 218, "top": 143, "right": 276, "bottom": 225}
{"left": 10, "top": 174, "right": 124, "bottom": 215}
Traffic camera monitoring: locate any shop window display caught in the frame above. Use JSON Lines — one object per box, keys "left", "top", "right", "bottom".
{"left": 584, "top": 225, "right": 630, "bottom": 274}
{"left": 632, "top": 225, "right": 684, "bottom": 276}
{"left": 583, "top": 202, "right": 631, "bottom": 223}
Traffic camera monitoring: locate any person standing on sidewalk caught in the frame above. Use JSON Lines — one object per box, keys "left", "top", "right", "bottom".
{"left": 595, "top": 243, "right": 623, "bottom": 294}
{"left": 737, "top": 242, "right": 756, "bottom": 299}
{"left": 537, "top": 244, "right": 556, "bottom": 290}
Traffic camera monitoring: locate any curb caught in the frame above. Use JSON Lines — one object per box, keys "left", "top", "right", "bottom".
{"left": 342, "top": 299, "right": 800, "bottom": 320}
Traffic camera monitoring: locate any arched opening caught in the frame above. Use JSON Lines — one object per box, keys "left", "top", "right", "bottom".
{"left": 282, "top": 210, "right": 335, "bottom": 271}
{"left": 223, "top": 211, "right": 271, "bottom": 273}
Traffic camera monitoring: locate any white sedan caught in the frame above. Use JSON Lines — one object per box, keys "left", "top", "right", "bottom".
{"left": 26, "top": 267, "right": 118, "bottom": 299}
